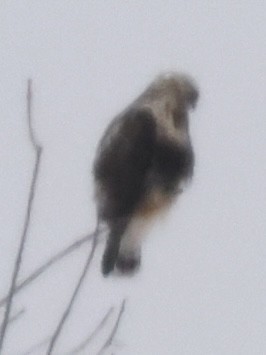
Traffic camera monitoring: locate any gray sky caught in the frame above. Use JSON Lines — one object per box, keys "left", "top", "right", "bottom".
{"left": 0, "top": 1, "right": 266, "bottom": 354}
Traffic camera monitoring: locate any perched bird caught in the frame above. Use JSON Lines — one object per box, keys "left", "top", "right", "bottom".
{"left": 93, "top": 72, "right": 199, "bottom": 276}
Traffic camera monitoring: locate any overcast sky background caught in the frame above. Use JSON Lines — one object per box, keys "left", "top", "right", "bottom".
{"left": 0, "top": 1, "right": 266, "bottom": 354}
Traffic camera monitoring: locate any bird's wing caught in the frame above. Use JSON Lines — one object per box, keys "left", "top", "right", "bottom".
{"left": 94, "top": 107, "right": 156, "bottom": 220}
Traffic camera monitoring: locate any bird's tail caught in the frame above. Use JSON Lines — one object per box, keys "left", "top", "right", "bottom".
{"left": 101, "top": 219, "right": 127, "bottom": 276}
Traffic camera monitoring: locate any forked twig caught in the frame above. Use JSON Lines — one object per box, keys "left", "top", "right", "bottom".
{"left": 8, "top": 308, "right": 25, "bottom": 326}
{"left": 0, "top": 79, "right": 42, "bottom": 352}
{"left": 46, "top": 222, "right": 100, "bottom": 355}
{"left": 0, "top": 308, "right": 25, "bottom": 334}
{"left": 1, "top": 80, "right": 128, "bottom": 355}
{"left": 0, "top": 79, "right": 126, "bottom": 355}
{"left": 0, "top": 230, "right": 102, "bottom": 309}
{"left": 97, "top": 299, "right": 126, "bottom": 355}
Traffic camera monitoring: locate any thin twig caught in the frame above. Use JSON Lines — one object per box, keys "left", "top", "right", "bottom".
{"left": 21, "top": 336, "right": 50, "bottom": 355}
{"left": 46, "top": 222, "right": 100, "bottom": 355}
{"left": 0, "top": 308, "right": 25, "bottom": 334}
{"left": 0, "top": 79, "right": 42, "bottom": 352}
{"left": 65, "top": 306, "right": 114, "bottom": 355}
{"left": 0, "top": 227, "right": 105, "bottom": 309}
{"left": 8, "top": 308, "right": 25, "bottom": 326}
{"left": 97, "top": 299, "right": 126, "bottom": 355}
{"left": 27, "top": 79, "right": 39, "bottom": 150}
{"left": 20, "top": 306, "right": 113, "bottom": 355}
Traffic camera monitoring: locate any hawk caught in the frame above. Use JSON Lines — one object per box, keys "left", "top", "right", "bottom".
{"left": 93, "top": 72, "right": 199, "bottom": 276}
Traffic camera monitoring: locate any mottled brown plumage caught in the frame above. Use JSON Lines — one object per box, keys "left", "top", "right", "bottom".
{"left": 93, "top": 72, "right": 199, "bottom": 276}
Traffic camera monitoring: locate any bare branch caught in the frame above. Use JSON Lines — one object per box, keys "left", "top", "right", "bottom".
{"left": 97, "top": 299, "right": 126, "bottom": 355}
{"left": 65, "top": 306, "right": 114, "bottom": 355}
{"left": 46, "top": 222, "right": 100, "bottom": 355}
{"left": 0, "top": 228, "right": 105, "bottom": 309}
{"left": 0, "top": 79, "right": 42, "bottom": 352}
